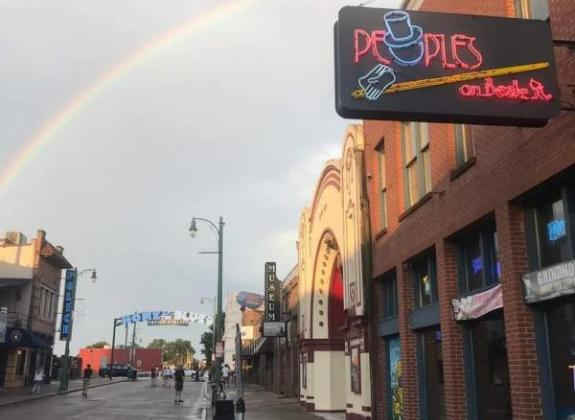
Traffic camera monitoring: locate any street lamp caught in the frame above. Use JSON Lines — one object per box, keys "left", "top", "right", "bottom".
{"left": 58, "top": 268, "right": 97, "bottom": 393}
{"left": 189, "top": 216, "right": 224, "bottom": 380}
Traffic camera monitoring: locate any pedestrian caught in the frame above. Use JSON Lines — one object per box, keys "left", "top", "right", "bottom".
{"left": 30, "top": 367, "right": 43, "bottom": 394}
{"left": 162, "top": 366, "right": 171, "bottom": 388}
{"left": 150, "top": 365, "right": 157, "bottom": 387}
{"left": 174, "top": 364, "right": 185, "bottom": 404}
{"left": 221, "top": 364, "right": 230, "bottom": 388}
{"left": 82, "top": 364, "right": 93, "bottom": 397}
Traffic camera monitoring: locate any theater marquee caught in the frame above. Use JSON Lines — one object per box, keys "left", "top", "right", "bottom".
{"left": 334, "top": 7, "right": 560, "bottom": 126}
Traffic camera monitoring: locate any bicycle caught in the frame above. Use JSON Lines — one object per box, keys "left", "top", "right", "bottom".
{"left": 211, "top": 380, "right": 227, "bottom": 404}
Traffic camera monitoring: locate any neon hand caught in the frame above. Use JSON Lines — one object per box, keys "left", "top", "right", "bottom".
{"left": 358, "top": 64, "right": 396, "bottom": 101}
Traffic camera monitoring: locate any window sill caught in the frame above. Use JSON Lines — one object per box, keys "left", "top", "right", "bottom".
{"left": 398, "top": 192, "right": 433, "bottom": 222}
{"left": 450, "top": 156, "right": 477, "bottom": 181}
{"left": 374, "top": 228, "right": 388, "bottom": 241}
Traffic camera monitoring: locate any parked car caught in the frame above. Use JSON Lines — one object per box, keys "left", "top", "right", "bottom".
{"left": 184, "top": 369, "right": 197, "bottom": 379}
{"left": 99, "top": 364, "right": 130, "bottom": 377}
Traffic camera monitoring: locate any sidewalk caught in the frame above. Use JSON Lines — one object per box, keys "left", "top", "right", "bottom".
{"left": 219, "top": 383, "right": 345, "bottom": 420}
{"left": 0, "top": 377, "right": 128, "bottom": 407}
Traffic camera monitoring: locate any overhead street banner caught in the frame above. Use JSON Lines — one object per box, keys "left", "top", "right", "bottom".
{"left": 334, "top": 7, "right": 560, "bottom": 126}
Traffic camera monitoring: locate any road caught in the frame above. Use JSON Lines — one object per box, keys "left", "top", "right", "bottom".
{"left": 0, "top": 378, "right": 206, "bottom": 420}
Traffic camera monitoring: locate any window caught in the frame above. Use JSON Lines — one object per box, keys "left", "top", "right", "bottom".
{"left": 15, "top": 350, "right": 26, "bottom": 376}
{"left": 458, "top": 226, "right": 501, "bottom": 293}
{"left": 383, "top": 275, "right": 398, "bottom": 318}
{"left": 377, "top": 145, "right": 388, "bottom": 230}
{"left": 515, "top": 0, "right": 550, "bottom": 20}
{"left": 402, "top": 122, "right": 431, "bottom": 208}
{"left": 530, "top": 192, "right": 574, "bottom": 269}
{"left": 350, "top": 346, "right": 361, "bottom": 394}
{"left": 412, "top": 252, "right": 438, "bottom": 308}
{"left": 454, "top": 125, "right": 474, "bottom": 167}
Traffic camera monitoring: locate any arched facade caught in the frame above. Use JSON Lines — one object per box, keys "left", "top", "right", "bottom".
{"left": 298, "top": 125, "right": 371, "bottom": 419}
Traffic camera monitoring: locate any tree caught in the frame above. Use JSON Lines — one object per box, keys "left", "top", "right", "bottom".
{"left": 200, "top": 325, "right": 214, "bottom": 367}
{"left": 147, "top": 339, "right": 166, "bottom": 350}
{"left": 163, "top": 339, "right": 195, "bottom": 366}
{"left": 86, "top": 341, "right": 109, "bottom": 349}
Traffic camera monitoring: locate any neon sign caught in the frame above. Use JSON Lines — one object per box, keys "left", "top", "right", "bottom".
{"left": 459, "top": 78, "right": 552, "bottom": 102}
{"left": 335, "top": 6, "right": 560, "bottom": 126}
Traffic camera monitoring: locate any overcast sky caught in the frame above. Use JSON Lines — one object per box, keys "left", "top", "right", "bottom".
{"left": 0, "top": 0, "right": 399, "bottom": 355}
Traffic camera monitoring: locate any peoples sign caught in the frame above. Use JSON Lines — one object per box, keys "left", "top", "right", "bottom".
{"left": 334, "top": 7, "right": 560, "bottom": 126}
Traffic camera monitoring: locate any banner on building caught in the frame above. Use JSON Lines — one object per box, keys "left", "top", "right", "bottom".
{"left": 523, "top": 259, "right": 575, "bottom": 304}
{"left": 452, "top": 283, "right": 503, "bottom": 321}
{"left": 215, "top": 341, "right": 224, "bottom": 358}
{"left": 264, "top": 262, "right": 282, "bottom": 322}
{"left": 60, "top": 269, "right": 77, "bottom": 341}
{"left": 0, "top": 307, "right": 7, "bottom": 344}
{"left": 334, "top": 7, "right": 560, "bottom": 126}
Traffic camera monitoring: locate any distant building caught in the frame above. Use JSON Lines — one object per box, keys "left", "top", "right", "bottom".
{"left": 79, "top": 348, "right": 162, "bottom": 374}
{"left": 0, "top": 230, "right": 72, "bottom": 388}
{"left": 222, "top": 293, "right": 242, "bottom": 366}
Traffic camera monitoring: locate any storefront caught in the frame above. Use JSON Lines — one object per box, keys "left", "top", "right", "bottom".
{"left": 452, "top": 219, "right": 512, "bottom": 420}
{"left": 522, "top": 181, "right": 575, "bottom": 419}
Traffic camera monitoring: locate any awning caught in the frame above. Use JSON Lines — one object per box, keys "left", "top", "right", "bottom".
{"left": 1, "top": 328, "right": 51, "bottom": 349}
{"left": 0, "top": 278, "right": 31, "bottom": 289}
{"left": 252, "top": 337, "right": 273, "bottom": 355}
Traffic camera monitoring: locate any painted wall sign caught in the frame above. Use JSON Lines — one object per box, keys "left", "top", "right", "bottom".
{"left": 60, "top": 269, "right": 77, "bottom": 340}
{"left": 236, "top": 291, "right": 264, "bottom": 309}
{"left": 334, "top": 7, "right": 560, "bottom": 126}
{"left": 523, "top": 259, "right": 575, "bottom": 303}
{"left": 452, "top": 283, "right": 503, "bottom": 320}
{"left": 264, "top": 262, "right": 282, "bottom": 322}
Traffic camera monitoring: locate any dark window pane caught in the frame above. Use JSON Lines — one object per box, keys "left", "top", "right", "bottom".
{"left": 472, "top": 312, "right": 512, "bottom": 420}
{"left": 464, "top": 233, "right": 483, "bottom": 291}
{"left": 414, "top": 254, "right": 437, "bottom": 308}
{"left": 547, "top": 300, "right": 575, "bottom": 417}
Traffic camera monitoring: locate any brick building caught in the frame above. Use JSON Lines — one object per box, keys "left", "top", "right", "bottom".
{"left": 0, "top": 230, "right": 73, "bottom": 388}
{"left": 362, "top": 1, "right": 575, "bottom": 419}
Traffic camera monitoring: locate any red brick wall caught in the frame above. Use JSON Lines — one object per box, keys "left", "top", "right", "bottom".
{"left": 79, "top": 348, "right": 162, "bottom": 373}
{"left": 365, "top": 1, "right": 575, "bottom": 419}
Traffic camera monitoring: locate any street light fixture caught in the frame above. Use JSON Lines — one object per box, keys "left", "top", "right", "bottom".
{"left": 189, "top": 216, "right": 224, "bottom": 380}
{"left": 58, "top": 268, "right": 97, "bottom": 393}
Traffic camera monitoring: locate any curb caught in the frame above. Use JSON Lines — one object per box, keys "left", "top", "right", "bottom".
{"left": 0, "top": 379, "right": 130, "bottom": 408}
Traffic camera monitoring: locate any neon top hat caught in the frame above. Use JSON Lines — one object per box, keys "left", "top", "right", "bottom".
{"left": 383, "top": 10, "right": 424, "bottom": 66}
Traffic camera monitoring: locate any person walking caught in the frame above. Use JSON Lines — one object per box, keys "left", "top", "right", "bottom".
{"left": 82, "top": 364, "right": 93, "bottom": 397}
{"left": 150, "top": 366, "right": 157, "bottom": 387}
{"left": 221, "top": 364, "right": 230, "bottom": 388}
{"left": 162, "top": 366, "right": 170, "bottom": 388}
{"left": 174, "top": 365, "right": 185, "bottom": 404}
{"left": 30, "top": 367, "right": 43, "bottom": 394}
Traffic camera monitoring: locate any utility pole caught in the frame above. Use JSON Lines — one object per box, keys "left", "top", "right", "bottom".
{"left": 130, "top": 322, "right": 136, "bottom": 367}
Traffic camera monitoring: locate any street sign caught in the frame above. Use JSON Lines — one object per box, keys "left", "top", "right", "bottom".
{"left": 264, "top": 262, "right": 282, "bottom": 322}
{"left": 334, "top": 7, "right": 560, "bottom": 126}
{"left": 262, "top": 321, "right": 287, "bottom": 337}
{"left": 0, "top": 307, "right": 7, "bottom": 344}
{"left": 60, "top": 269, "right": 77, "bottom": 341}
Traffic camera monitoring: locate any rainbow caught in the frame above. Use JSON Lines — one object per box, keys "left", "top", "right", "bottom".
{"left": 0, "top": 0, "right": 256, "bottom": 195}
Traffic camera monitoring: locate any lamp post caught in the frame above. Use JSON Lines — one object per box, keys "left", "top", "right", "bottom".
{"left": 189, "top": 216, "right": 224, "bottom": 380}
{"left": 200, "top": 297, "right": 216, "bottom": 368}
{"left": 58, "top": 268, "right": 97, "bottom": 393}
